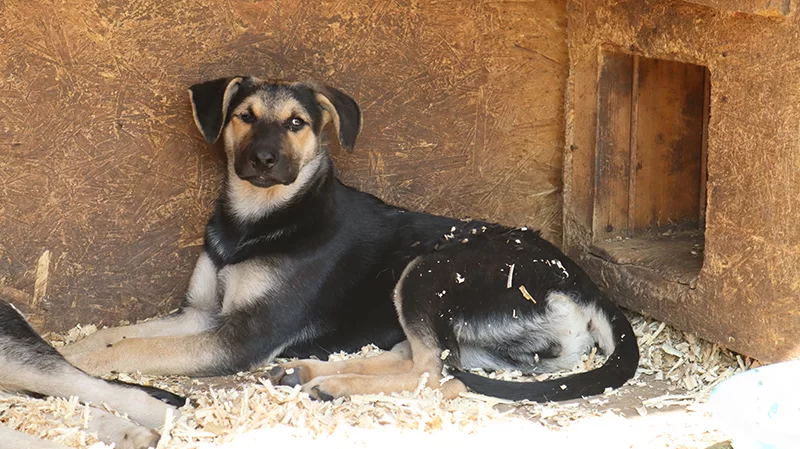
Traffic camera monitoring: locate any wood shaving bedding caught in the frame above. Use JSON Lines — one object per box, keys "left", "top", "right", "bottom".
{"left": 0, "top": 312, "right": 749, "bottom": 448}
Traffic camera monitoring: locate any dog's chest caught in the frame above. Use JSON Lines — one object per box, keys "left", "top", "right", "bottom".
{"left": 216, "top": 260, "right": 284, "bottom": 315}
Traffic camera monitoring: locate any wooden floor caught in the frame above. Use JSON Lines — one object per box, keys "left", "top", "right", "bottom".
{"left": 589, "top": 231, "right": 704, "bottom": 285}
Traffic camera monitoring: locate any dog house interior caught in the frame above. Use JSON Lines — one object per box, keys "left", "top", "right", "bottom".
{"left": 591, "top": 52, "right": 710, "bottom": 283}
{"left": 564, "top": 0, "right": 800, "bottom": 366}
{"left": 1, "top": 0, "right": 799, "bottom": 447}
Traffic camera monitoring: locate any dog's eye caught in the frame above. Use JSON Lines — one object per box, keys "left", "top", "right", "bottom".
{"left": 238, "top": 112, "right": 256, "bottom": 124}
{"left": 287, "top": 117, "right": 306, "bottom": 131}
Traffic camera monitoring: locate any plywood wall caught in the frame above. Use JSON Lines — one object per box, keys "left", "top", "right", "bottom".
{"left": 564, "top": 0, "right": 800, "bottom": 362}
{"left": 0, "top": 1, "right": 568, "bottom": 331}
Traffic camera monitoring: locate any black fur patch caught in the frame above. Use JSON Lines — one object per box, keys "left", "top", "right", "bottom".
{"left": 0, "top": 300, "right": 65, "bottom": 370}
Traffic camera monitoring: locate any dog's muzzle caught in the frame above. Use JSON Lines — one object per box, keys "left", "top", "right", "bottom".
{"left": 236, "top": 149, "right": 298, "bottom": 188}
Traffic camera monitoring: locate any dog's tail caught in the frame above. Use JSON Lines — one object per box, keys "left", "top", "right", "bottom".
{"left": 106, "top": 379, "right": 188, "bottom": 407}
{"left": 450, "top": 303, "right": 639, "bottom": 402}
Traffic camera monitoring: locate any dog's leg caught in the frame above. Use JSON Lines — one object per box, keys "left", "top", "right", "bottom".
{"left": 0, "top": 400, "right": 160, "bottom": 449}
{"left": 63, "top": 332, "right": 226, "bottom": 377}
{"left": 1, "top": 300, "right": 176, "bottom": 448}
{"left": 60, "top": 253, "right": 218, "bottom": 358}
{"left": 65, "top": 301, "right": 307, "bottom": 377}
{"left": 290, "top": 258, "right": 469, "bottom": 400}
{"left": 1, "top": 328, "right": 177, "bottom": 429}
{"left": 300, "top": 336, "right": 467, "bottom": 400}
{"left": 0, "top": 426, "right": 70, "bottom": 449}
{"left": 58, "top": 307, "right": 214, "bottom": 359}
{"left": 271, "top": 340, "right": 413, "bottom": 386}
{"left": 85, "top": 406, "right": 161, "bottom": 449}
{"left": 13, "top": 366, "right": 176, "bottom": 429}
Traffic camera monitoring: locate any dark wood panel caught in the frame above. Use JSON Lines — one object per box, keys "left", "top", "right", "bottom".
{"left": 633, "top": 58, "right": 706, "bottom": 231}
{"left": 593, "top": 52, "right": 633, "bottom": 241}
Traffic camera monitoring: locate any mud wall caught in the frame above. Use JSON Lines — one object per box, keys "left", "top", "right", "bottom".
{"left": 0, "top": 1, "right": 568, "bottom": 331}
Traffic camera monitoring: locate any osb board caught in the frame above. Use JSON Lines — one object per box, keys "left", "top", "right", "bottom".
{"left": 0, "top": 0, "right": 568, "bottom": 332}
{"left": 564, "top": 0, "right": 800, "bottom": 362}
{"left": 684, "top": 0, "right": 793, "bottom": 17}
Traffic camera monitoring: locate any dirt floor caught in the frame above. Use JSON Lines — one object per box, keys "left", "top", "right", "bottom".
{"left": 0, "top": 312, "right": 746, "bottom": 449}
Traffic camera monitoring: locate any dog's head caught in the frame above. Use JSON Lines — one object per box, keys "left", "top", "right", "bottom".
{"left": 188, "top": 77, "right": 361, "bottom": 189}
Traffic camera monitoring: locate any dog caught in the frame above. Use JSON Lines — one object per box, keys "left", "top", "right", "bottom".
{"left": 59, "top": 77, "right": 639, "bottom": 402}
{"left": 0, "top": 300, "right": 185, "bottom": 449}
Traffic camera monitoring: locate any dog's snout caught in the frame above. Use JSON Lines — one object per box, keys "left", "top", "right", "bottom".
{"left": 252, "top": 149, "right": 278, "bottom": 170}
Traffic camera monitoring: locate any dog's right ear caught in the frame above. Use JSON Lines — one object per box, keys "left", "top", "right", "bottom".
{"left": 313, "top": 85, "right": 362, "bottom": 152}
{"left": 188, "top": 77, "right": 243, "bottom": 144}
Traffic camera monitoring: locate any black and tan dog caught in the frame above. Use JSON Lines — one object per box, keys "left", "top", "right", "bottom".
{"left": 0, "top": 300, "right": 184, "bottom": 449}
{"left": 60, "top": 77, "right": 639, "bottom": 402}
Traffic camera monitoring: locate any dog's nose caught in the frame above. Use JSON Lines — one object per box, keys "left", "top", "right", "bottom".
{"left": 252, "top": 150, "right": 278, "bottom": 170}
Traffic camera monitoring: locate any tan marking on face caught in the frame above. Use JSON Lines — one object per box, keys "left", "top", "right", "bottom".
{"left": 285, "top": 122, "right": 317, "bottom": 166}
{"left": 226, "top": 96, "right": 261, "bottom": 160}
{"left": 251, "top": 98, "right": 266, "bottom": 119}
{"left": 227, "top": 118, "right": 253, "bottom": 153}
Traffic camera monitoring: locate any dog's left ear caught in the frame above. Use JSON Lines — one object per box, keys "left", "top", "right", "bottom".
{"left": 188, "top": 77, "right": 244, "bottom": 144}
{"left": 313, "top": 85, "right": 362, "bottom": 152}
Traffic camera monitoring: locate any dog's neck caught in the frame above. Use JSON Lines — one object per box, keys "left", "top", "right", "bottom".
{"left": 223, "top": 152, "right": 331, "bottom": 223}
{"left": 207, "top": 153, "right": 337, "bottom": 264}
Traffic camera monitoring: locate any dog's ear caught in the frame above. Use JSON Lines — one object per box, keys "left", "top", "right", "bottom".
{"left": 313, "top": 85, "right": 362, "bottom": 152}
{"left": 188, "top": 77, "right": 244, "bottom": 144}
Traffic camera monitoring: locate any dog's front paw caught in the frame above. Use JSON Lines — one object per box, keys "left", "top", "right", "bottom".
{"left": 302, "top": 376, "right": 347, "bottom": 401}
{"left": 116, "top": 426, "right": 160, "bottom": 449}
{"left": 265, "top": 359, "right": 324, "bottom": 387}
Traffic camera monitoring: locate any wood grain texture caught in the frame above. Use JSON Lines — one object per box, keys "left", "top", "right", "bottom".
{"left": 564, "top": 0, "right": 800, "bottom": 362}
{"left": 0, "top": 1, "right": 568, "bottom": 331}
{"left": 633, "top": 58, "right": 705, "bottom": 230}
{"left": 593, "top": 52, "right": 633, "bottom": 240}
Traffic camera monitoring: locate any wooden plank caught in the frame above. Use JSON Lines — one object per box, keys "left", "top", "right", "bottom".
{"left": 593, "top": 52, "right": 633, "bottom": 241}
{"left": 633, "top": 58, "right": 706, "bottom": 231}
{"left": 699, "top": 68, "right": 711, "bottom": 229}
{"left": 627, "top": 55, "right": 640, "bottom": 237}
{"left": 590, "top": 232, "right": 703, "bottom": 285}
{"left": 563, "top": 50, "right": 600, "bottom": 249}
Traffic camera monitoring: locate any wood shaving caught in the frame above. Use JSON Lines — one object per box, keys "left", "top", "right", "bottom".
{"left": 0, "top": 312, "right": 750, "bottom": 448}
{"left": 518, "top": 285, "right": 536, "bottom": 303}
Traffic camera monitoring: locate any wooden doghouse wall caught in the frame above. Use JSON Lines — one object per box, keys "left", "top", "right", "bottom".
{"left": 565, "top": 0, "right": 800, "bottom": 362}
{"left": 0, "top": 1, "right": 568, "bottom": 332}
